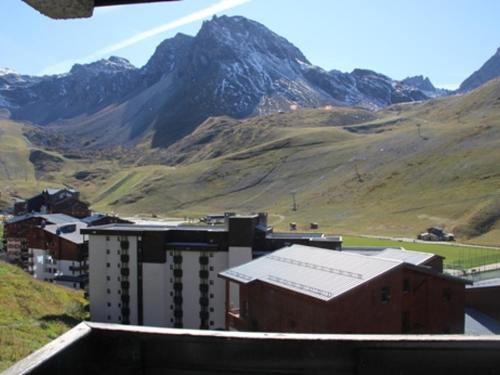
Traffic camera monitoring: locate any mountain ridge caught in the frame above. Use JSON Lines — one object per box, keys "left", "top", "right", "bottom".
{"left": 0, "top": 15, "right": 450, "bottom": 149}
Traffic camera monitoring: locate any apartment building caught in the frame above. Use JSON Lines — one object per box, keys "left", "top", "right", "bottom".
{"left": 220, "top": 244, "right": 469, "bottom": 333}
{"left": 82, "top": 214, "right": 342, "bottom": 329}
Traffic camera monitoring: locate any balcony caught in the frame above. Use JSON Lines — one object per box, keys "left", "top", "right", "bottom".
{"left": 6, "top": 322, "right": 500, "bottom": 374}
{"left": 227, "top": 308, "right": 247, "bottom": 331}
{"left": 70, "top": 264, "right": 88, "bottom": 272}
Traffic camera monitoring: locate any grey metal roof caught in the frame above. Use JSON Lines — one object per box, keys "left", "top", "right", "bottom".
{"left": 464, "top": 308, "right": 500, "bottom": 335}
{"left": 267, "top": 232, "right": 326, "bottom": 239}
{"left": 342, "top": 247, "right": 435, "bottom": 265}
{"left": 468, "top": 278, "right": 500, "bottom": 288}
{"left": 5, "top": 213, "right": 80, "bottom": 225}
{"left": 44, "top": 222, "right": 88, "bottom": 244}
{"left": 82, "top": 223, "right": 227, "bottom": 234}
{"left": 219, "top": 245, "right": 402, "bottom": 301}
{"left": 374, "top": 248, "right": 435, "bottom": 265}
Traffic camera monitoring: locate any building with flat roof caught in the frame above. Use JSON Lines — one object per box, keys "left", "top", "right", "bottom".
{"left": 219, "top": 244, "right": 469, "bottom": 333}
{"left": 82, "top": 213, "right": 342, "bottom": 330}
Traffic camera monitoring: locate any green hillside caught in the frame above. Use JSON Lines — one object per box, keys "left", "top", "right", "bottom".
{"left": 0, "top": 261, "right": 86, "bottom": 371}
{"left": 2, "top": 79, "right": 500, "bottom": 246}
{"left": 86, "top": 80, "right": 500, "bottom": 245}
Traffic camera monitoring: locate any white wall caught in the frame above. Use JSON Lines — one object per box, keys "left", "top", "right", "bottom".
{"left": 143, "top": 262, "right": 168, "bottom": 326}
{"left": 88, "top": 234, "right": 252, "bottom": 330}
{"left": 228, "top": 246, "right": 252, "bottom": 309}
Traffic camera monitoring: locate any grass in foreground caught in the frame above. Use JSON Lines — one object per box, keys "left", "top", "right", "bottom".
{"left": 0, "top": 261, "right": 87, "bottom": 371}
{"left": 343, "top": 235, "right": 500, "bottom": 269}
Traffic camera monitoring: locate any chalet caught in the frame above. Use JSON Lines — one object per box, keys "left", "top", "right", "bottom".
{"left": 219, "top": 245, "right": 470, "bottom": 334}
{"left": 14, "top": 188, "right": 90, "bottom": 218}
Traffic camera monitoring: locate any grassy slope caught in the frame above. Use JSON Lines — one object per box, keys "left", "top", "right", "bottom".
{"left": 86, "top": 81, "right": 500, "bottom": 245}
{"left": 0, "top": 261, "right": 86, "bottom": 371}
{"left": 343, "top": 235, "right": 500, "bottom": 269}
{"left": 2, "top": 81, "right": 500, "bottom": 246}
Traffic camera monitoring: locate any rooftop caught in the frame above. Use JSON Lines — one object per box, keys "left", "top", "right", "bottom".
{"left": 6, "top": 213, "right": 80, "bottom": 225}
{"left": 44, "top": 222, "right": 88, "bottom": 244}
{"left": 81, "top": 223, "right": 227, "bottom": 234}
{"left": 219, "top": 244, "right": 403, "bottom": 301}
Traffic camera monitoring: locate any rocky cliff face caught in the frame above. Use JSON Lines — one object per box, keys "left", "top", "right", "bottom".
{"left": 458, "top": 47, "right": 500, "bottom": 93}
{"left": 0, "top": 15, "right": 443, "bottom": 148}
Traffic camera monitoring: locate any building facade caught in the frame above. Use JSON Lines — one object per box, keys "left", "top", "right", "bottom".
{"left": 220, "top": 245, "right": 469, "bottom": 334}
{"left": 3, "top": 213, "right": 89, "bottom": 289}
{"left": 82, "top": 214, "right": 342, "bottom": 329}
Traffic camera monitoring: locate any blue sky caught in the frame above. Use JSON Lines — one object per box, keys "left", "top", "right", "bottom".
{"left": 1, "top": 0, "right": 499, "bottom": 89}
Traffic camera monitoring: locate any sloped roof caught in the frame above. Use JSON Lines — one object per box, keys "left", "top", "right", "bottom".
{"left": 44, "top": 222, "right": 88, "bottom": 244}
{"left": 219, "top": 244, "right": 403, "bottom": 301}
{"left": 6, "top": 213, "right": 80, "bottom": 225}
{"left": 373, "top": 248, "right": 436, "bottom": 265}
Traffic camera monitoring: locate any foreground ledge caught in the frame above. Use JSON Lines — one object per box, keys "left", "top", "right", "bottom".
{"left": 4, "top": 322, "right": 500, "bottom": 374}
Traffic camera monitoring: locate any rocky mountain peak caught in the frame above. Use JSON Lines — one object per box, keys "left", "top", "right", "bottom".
{"left": 196, "top": 15, "right": 308, "bottom": 63}
{"left": 402, "top": 75, "right": 436, "bottom": 92}
{"left": 70, "top": 56, "right": 136, "bottom": 76}
{"left": 458, "top": 46, "right": 500, "bottom": 92}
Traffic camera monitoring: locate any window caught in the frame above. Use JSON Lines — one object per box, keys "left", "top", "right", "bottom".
{"left": 106, "top": 236, "right": 110, "bottom": 241}
{"left": 209, "top": 266, "right": 214, "bottom": 271}
{"left": 107, "top": 276, "right": 110, "bottom": 281}
{"left": 210, "top": 307, "right": 214, "bottom": 312}
{"left": 209, "top": 280, "right": 214, "bottom": 285}
{"left": 107, "top": 302, "right": 111, "bottom": 307}
{"left": 403, "top": 278, "right": 411, "bottom": 293}
{"left": 107, "top": 315, "right": 111, "bottom": 320}
{"left": 381, "top": 287, "right": 391, "bottom": 303}
{"left": 106, "top": 249, "right": 110, "bottom": 254}
{"left": 106, "top": 262, "right": 110, "bottom": 268}
{"left": 210, "top": 321, "right": 214, "bottom": 326}
{"left": 107, "top": 289, "right": 110, "bottom": 294}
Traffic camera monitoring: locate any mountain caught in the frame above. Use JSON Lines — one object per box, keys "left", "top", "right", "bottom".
{"left": 459, "top": 47, "right": 500, "bottom": 92}
{"left": 401, "top": 75, "right": 450, "bottom": 97}
{"left": 0, "top": 15, "right": 439, "bottom": 148}
{"left": 3, "top": 78, "right": 499, "bottom": 244}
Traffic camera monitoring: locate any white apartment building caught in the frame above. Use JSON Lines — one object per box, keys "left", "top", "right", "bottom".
{"left": 83, "top": 214, "right": 342, "bottom": 330}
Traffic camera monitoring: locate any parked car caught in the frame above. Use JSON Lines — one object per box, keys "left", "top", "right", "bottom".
{"left": 418, "top": 227, "right": 455, "bottom": 241}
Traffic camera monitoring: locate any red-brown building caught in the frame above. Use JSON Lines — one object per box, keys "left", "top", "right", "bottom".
{"left": 14, "top": 188, "right": 90, "bottom": 218}
{"left": 219, "top": 245, "right": 469, "bottom": 334}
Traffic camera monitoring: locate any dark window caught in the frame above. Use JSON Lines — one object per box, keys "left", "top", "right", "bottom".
{"left": 210, "top": 307, "right": 214, "bottom": 312}
{"left": 107, "top": 315, "right": 111, "bottom": 320}
{"left": 209, "top": 293, "right": 214, "bottom": 298}
{"left": 210, "top": 321, "right": 214, "bottom": 326}
{"left": 107, "top": 302, "right": 111, "bottom": 307}
{"left": 107, "top": 289, "right": 110, "bottom": 294}
{"left": 174, "top": 255, "right": 183, "bottom": 264}
{"left": 443, "top": 288, "right": 452, "bottom": 302}
{"left": 174, "top": 269, "right": 183, "bottom": 278}
{"left": 199, "top": 270, "right": 209, "bottom": 279}
{"left": 106, "top": 262, "right": 110, "bottom": 268}
{"left": 403, "top": 278, "right": 411, "bottom": 293}
{"left": 209, "top": 266, "right": 214, "bottom": 271}
{"left": 106, "top": 276, "right": 110, "bottom": 281}
{"left": 106, "top": 249, "right": 110, "bottom": 254}
{"left": 199, "top": 256, "right": 209, "bottom": 265}
{"left": 381, "top": 287, "right": 391, "bottom": 303}
{"left": 199, "top": 284, "right": 209, "bottom": 293}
